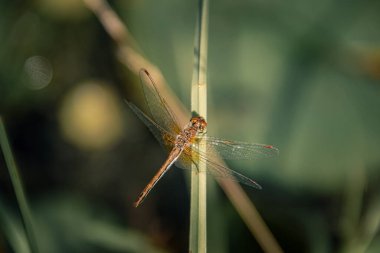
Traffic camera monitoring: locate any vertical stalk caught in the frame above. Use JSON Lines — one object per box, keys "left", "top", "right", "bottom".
{"left": 0, "top": 117, "right": 39, "bottom": 253}
{"left": 189, "top": 0, "right": 209, "bottom": 253}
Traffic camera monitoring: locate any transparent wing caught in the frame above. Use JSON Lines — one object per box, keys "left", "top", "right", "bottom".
{"left": 126, "top": 101, "right": 176, "bottom": 152}
{"left": 195, "top": 136, "right": 279, "bottom": 160}
{"left": 176, "top": 146, "right": 262, "bottom": 189}
{"left": 139, "top": 69, "right": 182, "bottom": 134}
{"left": 197, "top": 154, "right": 262, "bottom": 189}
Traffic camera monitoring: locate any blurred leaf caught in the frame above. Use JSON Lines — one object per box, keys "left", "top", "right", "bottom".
{"left": 0, "top": 198, "right": 30, "bottom": 253}
{"left": 34, "top": 194, "right": 166, "bottom": 253}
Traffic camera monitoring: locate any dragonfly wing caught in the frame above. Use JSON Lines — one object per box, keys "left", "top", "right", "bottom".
{"left": 139, "top": 69, "right": 182, "bottom": 134}
{"left": 195, "top": 136, "right": 279, "bottom": 160}
{"left": 195, "top": 152, "right": 262, "bottom": 189}
{"left": 126, "top": 101, "right": 175, "bottom": 152}
{"left": 173, "top": 147, "right": 262, "bottom": 189}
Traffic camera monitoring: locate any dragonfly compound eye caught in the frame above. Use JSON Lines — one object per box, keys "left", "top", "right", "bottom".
{"left": 197, "top": 118, "right": 207, "bottom": 132}
{"left": 190, "top": 118, "right": 198, "bottom": 126}
{"left": 201, "top": 123, "right": 207, "bottom": 132}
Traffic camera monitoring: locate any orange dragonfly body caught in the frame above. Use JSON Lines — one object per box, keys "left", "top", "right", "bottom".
{"left": 126, "top": 69, "right": 278, "bottom": 207}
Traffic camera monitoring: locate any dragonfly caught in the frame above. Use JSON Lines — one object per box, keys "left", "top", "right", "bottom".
{"left": 126, "top": 69, "right": 279, "bottom": 207}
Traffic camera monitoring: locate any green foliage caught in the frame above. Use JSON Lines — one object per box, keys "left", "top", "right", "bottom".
{"left": 1, "top": 0, "right": 380, "bottom": 252}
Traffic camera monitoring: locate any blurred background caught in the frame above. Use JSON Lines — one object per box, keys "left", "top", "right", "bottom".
{"left": 1, "top": 0, "right": 380, "bottom": 252}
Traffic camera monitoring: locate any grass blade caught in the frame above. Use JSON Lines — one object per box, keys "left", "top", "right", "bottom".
{"left": 0, "top": 116, "right": 39, "bottom": 253}
{"left": 190, "top": 0, "right": 209, "bottom": 252}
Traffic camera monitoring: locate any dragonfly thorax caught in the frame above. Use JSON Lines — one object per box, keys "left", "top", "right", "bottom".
{"left": 174, "top": 117, "right": 207, "bottom": 150}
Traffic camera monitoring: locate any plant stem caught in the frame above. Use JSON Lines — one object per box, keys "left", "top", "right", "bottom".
{"left": 189, "top": 0, "right": 209, "bottom": 252}
{"left": 0, "top": 117, "right": 39, "bottom": 253}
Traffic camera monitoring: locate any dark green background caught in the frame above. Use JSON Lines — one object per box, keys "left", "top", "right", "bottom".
{"left": 1, "top": 0, "right": 380, "bottom": 252}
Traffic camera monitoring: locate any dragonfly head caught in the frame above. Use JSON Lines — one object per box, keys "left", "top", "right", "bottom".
{"left": 190, "top": 116, "right": 207, "bottom": 133}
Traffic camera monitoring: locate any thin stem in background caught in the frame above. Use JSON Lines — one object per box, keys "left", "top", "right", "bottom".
{"left": 82, "top": 1, "right": 283, "bottom": 252}
{"left": 218, "top": 178, "right": 284, "bottom": 253}
{"left": 82, "top": 0, "right": 189, "bottom": 127}
{"left": 190, "top": 0, "right": 209, "bottom": 252}
{"left": 339, "top": 165, "right": 380, "bottom": 253}
{"left": 0, "top": 116, "right": 39, "bottom": 253}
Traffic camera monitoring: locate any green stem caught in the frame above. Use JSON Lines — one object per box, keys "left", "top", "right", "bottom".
{"left": 189, "top": 0, "right": 209, "bottom": 253}
{"left": 0, "top": 116, "right": 39, "bottom": 253}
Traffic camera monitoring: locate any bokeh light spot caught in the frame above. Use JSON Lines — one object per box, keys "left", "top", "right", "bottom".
{"left": 24, "top": 56, "right": 53, "bottom": 90}
{"left": 59, "top": 81, "right": 124, "bottom": 150}
{"left": 36, "top": 0, "right": 89, "bottom": 20}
